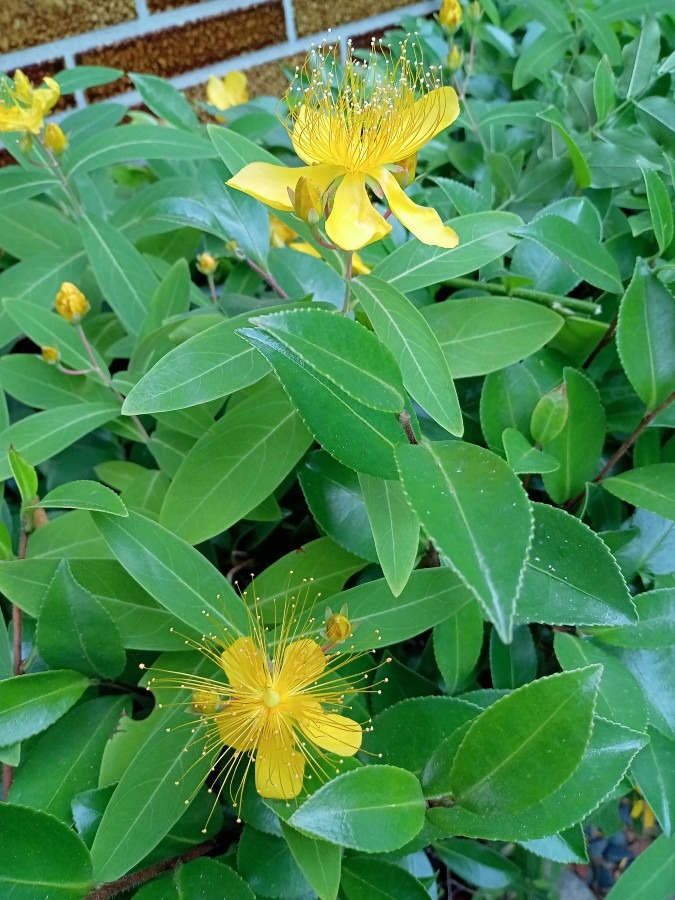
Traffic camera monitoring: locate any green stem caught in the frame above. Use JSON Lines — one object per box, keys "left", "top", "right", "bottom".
{"left": 446, "top": 277, "right": 602, "bottom": 314}
{"left": 342, "top": 251, "right": 354, "bottom": 315}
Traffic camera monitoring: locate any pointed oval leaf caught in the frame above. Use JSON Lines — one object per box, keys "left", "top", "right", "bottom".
{"left": 0, "top": 670, "right": 89, "bottom": 745}
{"left": 603, "top": 464, "right": 675, "bottom": 522}
{"left": 34, "top": 480, "right": 128, "bottom": 516}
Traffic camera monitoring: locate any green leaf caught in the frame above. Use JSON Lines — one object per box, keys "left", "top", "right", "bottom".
{"left": 0, "top": 167, "right": 59, "bottom": 206}
{"left": 79, "top": 212, "right": 158, "bottom": 336}
{"left": 55, "top": 66, "right": 123, "bottom": 94}
{"left": 520, "top": 828, "right": 588, "bottom": 864}
{"left": 252, "top": 307, "right": 405, "bottom": 413}
{"left": 240, "top": 327, "right": 405, "bottom": 479}
{"left": 138, "top": 258, "right": 191, "bottom": 343}
{"left": 593, "top": 56, "right": 616, "bottom": 121}
{"left": 289, "top": 766, "right": 425, "bottom": 852}
{"left": 8, "top": 696, "right": 125, "bottom": 821}
{"left": 352, "top": 275, "right": 462, "bottom": 436}
{"left": 299, "top": 452, "right": 378, "bottom": 562}
{"left": 0, "top": 803, "right": 94, "bottom": 899}
{"left": 434, "top": 839, "right": 519, "bottom": 889}
{"left": 590, "top": 588, "right": 675, "bottom": 649}
{"left": 605, "top": 833, "right": 675, "bottom": 900}
{"left": 34, "top": 480, "right": 128, "bottom": 516}
{"left": 513, "top": 32, "right": 573, "bottom": 90}
{"left": 541, "top": 368, "right": 605, "bottom": 503}
{"left": 8, "top": 447, "right": 37, "bottom": 509}
{"left": 341, "top": 857, "right": 429, "bottom": 900}
{"left": 433, "top": 596, "right": 484, "bottom": 694}
{"left": 359, "top": 473, "right": 420, "bottom": 596}
{"left": 639, "top": 165, "right": 674, "bottom": 255}
{"left": 502, "top": 428, "right": 560, "bottom": 474}
{"left": 450, "top": 667, "right": 601, "bottom": 815}
{"left": 238, "top": 826, "right": 310, "bottom": 898}
{"left": 631, "top": 728, "right": 675, "bottom": 836}
{"left": 396, "top": 441, "right": 533, "bottom": 642}
{"left": 130, "top": 73, "right": 199, "bottom": 129}
{"left": 617, "top": 261, "right": 675, "bottom": 410}
{"left": 514, "top": 216, "right": 622, "bottom": 293}
{"left": 176, "top": 858, "right": 255, "bottom": 899}
{"left": 530, "top": 383, "right": 568, "bottom": 445}
{"left": 36, "top": 559, "right": 126, "bottom": 679}
{"left": 0, "top": 199, "right": 80, "bottom": 260}
{"left": 421, "top": 297, "right": 563, "bottom": 378}
{"left": 490, "top": 625, "right": 536, "bottom": 689}
{"left": 516, "top": 503, "right": 636, "bottom": 626}
{"left": 578, "top": 9, "right": 622, "bottom": 65}
{"left": 616, "top": 17, "right": 661, "bottom": 100}
{"left": 0, "top": 670, "right": 89, "bottom": 746}
{"left": 93, "top": 510, "right": 249, "bottom": 637}
{"left": 603, "top": 465, "right": 675, "bottom": 522}
{"left": 63, "top": 124, "right": 215, "bottom": 179}
{"left": 554, "top": 633, "right": 648, "bottom": 731}
{"left": 372, "top": 212, "right": 523, "bottom": 293}
{"left": 161, "top": 380, "right": 312, "bottom": 543}
{"left": 616, "top": 648, "right": 675, "bottom": 739}
{"left": 537, "top": 108, "right": 591, "bottom": 189}
{"left": 280, "top": 821, "right": 341, "bottom": 900}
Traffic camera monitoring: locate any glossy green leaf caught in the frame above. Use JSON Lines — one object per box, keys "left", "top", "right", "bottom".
{"left": 138, "top": 258, "right": 191, "bottom": 343}
{"left": 280, "top": 821, "right": 341, "bottom": 900}
{"left": 490, "top": 625, "right": 536, "bottom": 689}
{"left": 341, "top": 857, "right": 429, "bottom": 900}
{"left": 289, "top": 766, "right": 425, "bottom": 852}
{"left": 541, "top": 368, "right": 606, "bottom": 503}
{"left": 640, "top": 165, "right": 674, "bottom": 255}
{"left": 34, "top": 480, "right": 128, "bottom": 516}
{"left": 616, "top": 17, "right": 661, "bottom": 99}
{"left": 56, "top": 66, "right": 123, "bottom": 95}
{"left": 8, "top": 696, "right": 125, "bottom": 821}
{"left": 593, "top": 56, "right": 616, "bottom": 121}
{"left": 238, "top": 826, "right": 310, "bottom": 898}
{"left": 578, "top": 9, "right": 622, "bottom": 64}
{"left": 36, "top": 559, "right": 126, "bottom": 679}
{"left": 372, "top": 212, "right": 523, "bottom": 293}
{"left": 590, "top": 588, "right": 675, "bottom": 649}
{"left": 433, "top": 596, "right": 483, "bottom": 694}
{"left": 0, "top": 200, "right": 80, "bottom": 260}
{"left": 253, "top": 307, "right": 405, "bottom": 413}
{"left": 514, "top": 216, "right": 622, "bottom": 293}
{"left": 603, "top": 464, "right": 675, "bottom": 522}
{"left": 512, "top": 32, "right": 573, "bottom": 90}
{"left": 8, "top": 447, "right": 37, "bottom": 509}
{"left": 161, "top": 380, "right": 312, "bottom": 543}
{"left": 605, "top": 833, "right": 675, "bottom": 900}
{"left": 352, "top": 275, "right": 462, "bottom": 436}
{"left": 631, "top": 728, "right": 675, "bottom": 836}
{"left": 25, "top": 511, "right": 112, "bottom": 560}
{"left": 130, "top": 73, "right": 199, "bottom": 129}
{"left": 93, "top": 510, "right": 249, "bottom": 637}
{"left": 615, "top": 648, "right": 675, "bottom": 739}
{"left": 0, "top": 803, "right": 94, "bottom": 899}
{"left": 517, "top": 503, "right": 636, "bottom": 626}
{"left": 359, "top": 472, "right": 420, "bottom": 595}
{"left": 396, "top": 441, "right": 533, "bottom": 642}
{"left": 537, "top": 108, "right": 591, "bottom": 189}
{"left": 617, "top": 262, "right": 675, "bottom": 410}
{"left": 0, "top": 670, "right": 89, "bottom": 746}
{"left": 434, "top": 839, "right": 519, "bottom": 889}
{"left": 450, "top": 667, "right": 601, "bottom": 815}
{"left": 240, "top": 327, "right": 405, "bottom": 479}
{"left": 421, "top": 297, "right": 563, "bottom": 379}
{"left": 502, "top": 428, "right": 559, "bottom": 474}
{"left": 176, "top": 858, "right": 255, "bottom": 899}
{"left": 530, "top": 383, "right": 568, "bottom": 444}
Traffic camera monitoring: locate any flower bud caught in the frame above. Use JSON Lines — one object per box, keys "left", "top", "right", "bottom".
{"left": 325, "top": 608, "right": 351, "bottom": 644}
{"left": 468, "top": 1, "right": 482, "bottom": 21}
{"left": 44, "top": 122, "right": 67, "bottom": 154}
{"left": 393, "top": 153, "right": 417, "bottom": 188}
{"left": 41, "top": 345, "right": 60, "bottom": 364}
{"left": 18, "top": 133, "right": 33, "bottom": 154}
{"left": 197, "top": 251, "right": 218, "bottom": 275}
{"left": 447, "top": 45, "right": 463, "bottom": 71}
{"left": 55, "top": 282, "right": 89, "bottom": 323}
{"left": 191, "top": 690, "right": 220, "bottom": 715}
{"left": 439, "top": 0, "right": 463, "bottom": 30}
{"left": 291, "top": 176, "right": 323, "bottom": 225}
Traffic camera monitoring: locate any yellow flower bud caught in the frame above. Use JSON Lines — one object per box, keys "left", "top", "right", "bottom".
{"left": 291, "top": 176, "right": 323, "bottom": 225}
{"left": 55, "top": 282, "right": 89, "bottom": 323}
{"left": 196, "top": 251, "right": 218, "bottom": 275}
{"left": 325, "top": 608, "right": 351, "bottom": 644}
{"left": 41, "top": 346, "right": 60, "bottom": 365}
{"left": 269, "top": 214, "right": 297, "bottom": 247}
{"left": 44, "top": 122, "right": 67, "bottom": 154}
{"left": 468, "top": 1, "right": 482, "bottom": 21}
{"left": 439, "top": 0, "right": 463, "bottom": 30}
{"left": 191, "top": 690, "right": 220, "bottom": 715}
{"left": 447, "top": 45, "right": 464, "bottom": 71}
{"left": 393, "top": 153, "right": 417, "bottom": 189}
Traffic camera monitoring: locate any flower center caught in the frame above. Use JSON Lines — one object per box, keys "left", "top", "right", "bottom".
{"left": 262, "top": 686, "right": 281, "bottom": 708}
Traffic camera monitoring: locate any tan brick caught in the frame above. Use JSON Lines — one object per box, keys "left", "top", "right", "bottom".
{"left": 0, "top": 0, "right": 136, "bottom": 54}
{"left": 293, "top": 0, "right": 404, "bottom": 37}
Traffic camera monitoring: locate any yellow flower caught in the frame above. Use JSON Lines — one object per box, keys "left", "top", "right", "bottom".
{"left": 44, "top": 122, "right": 67, "bottom": 154}
{"left": 0, "top": 70, "right": 60, "bottom": 134}
{"left": 439, "top": 0, "right": 463, "bottom": 30}
{"left": 207, "top": 71, "right": 249, "bottom": 116}
{"left": 448, "top": 46, "right": 464, "bottom": 71}
{"left": 228, "top": 38, "right": 460, "bottom": 252}
{"left": 41, "top": 346, "right": 60, "bottom": 364}
{"left": 289, "top": 240, "right": 372, "bottom": 275}
{"left": 631, "top": 788, "right": 656, "bottom": 829}
{"left": 196, "top": 251, "right": 218, "bottom": 275}
{"left": 55, "top": 282, "right": 89, "bottom": 323}
{"left": 269, "top": 214, "right": 298, "bottom": 248}
{"left": 147, "top": 597, "right": 384, "bottom": 805}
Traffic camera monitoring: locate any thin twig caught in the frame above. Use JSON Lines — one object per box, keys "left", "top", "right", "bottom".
{"left": 446, "top": 276, "right": 602, "bottom": 314}
{"left": 244, "top": 255, "right": 289, "bottom": 299}
{"left": 583, "top": 313, "right": 618, "bottom": 369}
{"left": 2, "top": 527, "right": 29, "bottom": 799}
{"left": 398, "top": 411, "right": 418, "bottom": 445}
{"left": 342, "top": 251, "right": 354, "bottom": 315}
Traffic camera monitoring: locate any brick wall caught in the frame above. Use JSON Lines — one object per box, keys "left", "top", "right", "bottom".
{"left": 0, "top": 0, "right": 437, "bottom": 109}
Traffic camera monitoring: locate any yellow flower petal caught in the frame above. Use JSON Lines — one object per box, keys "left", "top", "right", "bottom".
{"left": 375, "top": 167, "right": 459, "bottom": 249}
{"left": 277, "top": 639, "right": 326, "bottom": 693}
{"left": 228, "top": 162, "right": 341, "bottom": 212}
{"left": 255, "top": 737, "right": 305, "bottom": 799}
{"left": 206, "top": 75, "right": 229, "bottom": 110}
{"left": 220, "top": 637, "right": 268, "bottom": 692}
{"left": 216, "top": 703, "right": 259, "bottom": 751}
{"left": 301, "top": 710, "right": 362, "bottom": 756}
{"left": 385, "top": 87, "right": 460, "bottom": 163}
{"left": 325, "top": 173, "right": 391, "bottom": 251}
{"left": 289, "top": 241, "right": 321, "bottom": 259}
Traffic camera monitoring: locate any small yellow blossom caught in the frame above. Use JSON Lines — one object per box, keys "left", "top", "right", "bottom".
{"left": 0, "top": 70, "right": 60, "bottom": 134}
{"left": 147, "top": 595, "right": 384, "bottom": 805}
{"left": 41, "top": 346, "right": 60, "bottom": 364}
{"left": 325, "top": 607, "right": 352, "bottom": 644}
{"left": 291, "top": 175, "right": 323, "bottom": 225}
{"left": 439, "top": 0, "right": 463, "bottom": 30}
{"left": 228, "top": 38, "right": 460, "bottom": 252}
{"left": 44, "top": 122, "right": 67, "bottom": 154}
{"left": 197, "top": 251, "right": 218, "bottom": 275}
{"left": 206, "top": 71, "right": 249, "bottom": 119}
{"left": 448, "top": 46, "right": 464, "bottom": 71}
{"left": 269, "top": 215, "right": 371, "bottom": 273}
{"left": 55, "top": 282, "right": 89, "bottom": 323}
{"left": 269, "top": 214, "right": 298, "bottom": 248}
{"left": 631, "top": 788, "right": 656, "bottom": 829}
